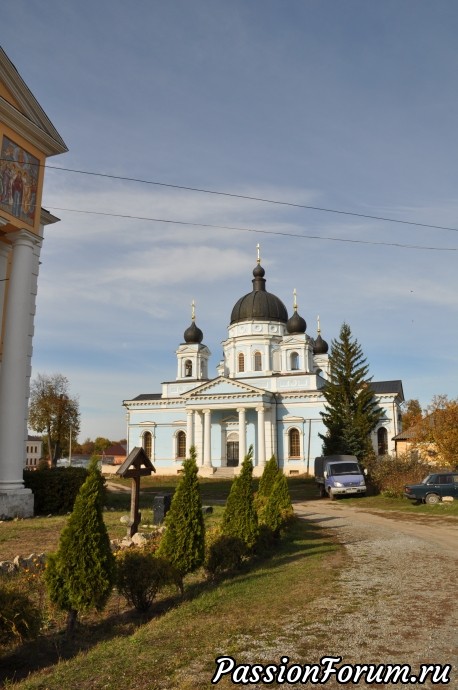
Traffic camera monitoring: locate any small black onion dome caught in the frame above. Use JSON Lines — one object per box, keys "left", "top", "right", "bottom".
{"left": 230, "top": 263, "right": 288, "bottom": 324}
{"left": 184, "top": 321, "right": 203, "bottom": 344}
{"left": 313, "top": 333, "right": 329, "bottom": 354}
{"left": 286, "top": 310, "right": 306, "bottom": 334}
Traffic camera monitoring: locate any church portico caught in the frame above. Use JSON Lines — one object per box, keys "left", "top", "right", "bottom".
{"left": 123, "top": 251, "right": 404, "bottom": 475}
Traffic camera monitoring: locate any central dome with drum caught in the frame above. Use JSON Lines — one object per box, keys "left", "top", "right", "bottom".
{"left": 230, "top": 261, "right": 288, "bottom": 324}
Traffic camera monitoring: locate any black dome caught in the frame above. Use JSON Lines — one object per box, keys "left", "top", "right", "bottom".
{"left": 286, "top": 310, "right": 306, "bottom": 334}
{"left": 313, "top": 333, "right": 328, "bottom": 354}
{"left": 230, "top": 263, "right": 288, "bottom": 324}
{"left": 184, "top": 321, "right": 203, "bottom": 344}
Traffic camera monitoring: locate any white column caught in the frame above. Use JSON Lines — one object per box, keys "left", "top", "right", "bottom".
{"left": 186, "top": 409, "right": 194, "bottom": 455}
{"left": 256, "top": 405, "right": 266, "bottom": 468}
{"left": 237, "top": 407, "right": 246, "bottom": 463}
{"left": 203, "top": 408, "right": 212, "bottom": 468}
{"left": 0, "top": 244, "right": 10, "bottom": 362}
{"left": 0, "top": 230, "right": 39, "bottom": 508}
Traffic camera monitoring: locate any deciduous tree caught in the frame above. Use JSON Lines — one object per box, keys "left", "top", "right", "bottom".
{"left": 416, "top": 395, "right": 458, "bottom": 469}
{"left": 28, "top": 374, "right": 80, "bottom": 466}
{"left": 401, "top": 399, "right": 423, "bottom": 431}
{"left": 319, "top": 323, "right": 383, "bottom": 463}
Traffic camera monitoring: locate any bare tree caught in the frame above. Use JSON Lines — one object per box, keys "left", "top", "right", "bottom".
{"left": 28, "top": 374, "right": 80, "bottom": 466}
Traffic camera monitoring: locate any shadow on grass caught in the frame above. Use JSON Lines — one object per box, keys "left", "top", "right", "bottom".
{"left": 0, "top": 517, "right": 335, "bottom": 685}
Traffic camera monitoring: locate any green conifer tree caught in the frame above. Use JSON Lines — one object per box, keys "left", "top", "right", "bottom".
{"left": 257, "top": 455, "right": 280, "bottom": 497}
{"left": 222, "top": 447, "right": 258, "bottom": 551}
{"left": 45, "top": 458, "right": 115, "bottom": 634}
{"left": 319, "top": 322, "right": 383, "bottom": 463}
{"left": 157, "top": 446, "right": 205, "bottom": 580}
{"left": 262, "top": 473, "right": 294, "bottom": 537}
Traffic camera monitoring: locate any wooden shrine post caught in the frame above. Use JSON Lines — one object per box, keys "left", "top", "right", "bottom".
{"left": 116, "top": 447, "right": 155, "bottom": 537}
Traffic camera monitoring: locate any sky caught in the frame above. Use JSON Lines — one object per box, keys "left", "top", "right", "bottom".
{"left": 2, "top": 0, "right": 458, "bottom": 443}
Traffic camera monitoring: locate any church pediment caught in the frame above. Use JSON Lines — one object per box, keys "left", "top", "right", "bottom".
{"left": 184, "top": 376, "right": 269, "bottom": 400}
{"left": 0, "top": 48, "right": 67, "bottom": 156}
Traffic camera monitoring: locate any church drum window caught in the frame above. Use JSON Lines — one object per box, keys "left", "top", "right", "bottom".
{"left": 288, "top": 428, "right": 300, "bottom": 458}
{"left": 184, "top": 360, "right": 193, "bottom": 377}
{"left": 290, "top": 351, "right": 299, "bottom": 370}
{"left": 254, "top": 351, "right": 262, "bottom": 371}
{"left": 238, "top": 352, "right": 245, "bottom": 372}
{"left": 377, "top": 427, "right": 388, "bottom": 455}
{"left": 143, "top": 431, "right": 152, "bottom": 459}
{"left": 176, "top": 430, "right": 186, "bottom": 459}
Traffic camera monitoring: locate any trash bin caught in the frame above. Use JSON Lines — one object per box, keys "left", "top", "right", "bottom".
{"left": 153, "top": 493, "right": 172, "bottom": 524}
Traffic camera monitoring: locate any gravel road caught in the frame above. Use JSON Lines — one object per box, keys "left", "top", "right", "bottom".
{"left": 288, "top": 501, "right": 458, "bottom": 688}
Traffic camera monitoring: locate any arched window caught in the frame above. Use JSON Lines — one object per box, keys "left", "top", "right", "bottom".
{"left": 143, "top": 431, "right": 152, "bottom": 459}
{"left": 238, "top": 352, "right": 245, "bottom": 372}
{"left": 184, "top": 360, "right": 193, "bottom": 377}
{"left": 254, "top": 351, "right": 262, "bottom": 371}
{"left": 290, "top": 351, "right": 299, "bottom": 370}
{"left": 288, "top": 428, "right": 301, "bottom": 458}
{"left": 176, "top": 430, "right": 186, "bottom": 459}
{"left": 377, "top": 427, "right": 388, "bottom": 455}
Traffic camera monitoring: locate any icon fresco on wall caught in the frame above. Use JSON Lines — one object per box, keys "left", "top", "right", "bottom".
{"left": 0, "top": 136, "right": 39, "bottom": 226}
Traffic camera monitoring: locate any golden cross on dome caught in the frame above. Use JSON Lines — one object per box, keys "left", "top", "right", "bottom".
{"left": 293, "top": 288, "right": 298, "bottom": 312}
{"left": 317, "top": 315, "right": 321, "bottom": 334}
{"left": 256, "top": 243, "right": 261, "bottom": 264}
{"left": 191, "top": 300, "right": 196, "bottom": 321}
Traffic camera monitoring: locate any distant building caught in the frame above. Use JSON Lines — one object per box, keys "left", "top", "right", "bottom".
{"left": 25, "top": 435, "right": 43, "bottom": 470}
{"left": 124, "top": 254, "right": 404, "bottom": 476}
{"left": 102, "top": 443, "right": 127, "bottom": 465}
{"left": 0, "top": 48, "right": 67, "bottom": 516}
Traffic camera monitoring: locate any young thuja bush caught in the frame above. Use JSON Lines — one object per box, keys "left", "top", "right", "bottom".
{"left": 261, "top": 473, "right": 294, "bottom": 538}
{"left": 204, "top": 527, "right": 245, "bottom": 579}
{"left": 222, "top": 447, "right": 259, "bottom": 552}
{"left": 366, "top": 453, "right": 432, "bottom": 497}
{"left": 116, "top": 548, "right": 181, "bottom": 612}
{"left": 0, "top": 578, "right": 42, "bottom": 649}
{"left": 45, "top": 459, "right": 116, "bottom": 634}
{"left": 157, "top": 447, "right": 205, "bottom": 582}
{"left": 254, "top": 455, "right": 281, "bottom": 519}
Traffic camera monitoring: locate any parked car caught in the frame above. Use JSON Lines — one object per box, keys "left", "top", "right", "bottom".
{"left": 404, "top": 472, "right": 458, "bottom": 504}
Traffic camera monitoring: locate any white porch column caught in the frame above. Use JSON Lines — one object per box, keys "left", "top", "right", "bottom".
{"left": 0, "top": 230, "right": 39, "bottom": 516}
{"left": 203, "top": 408, "right": 212, "bottom": 468}
{"left": 186, "top": 409, "right": 194, "bottom": 455}
{"left": 0, "top": 244, "right": 10, "bottom": 366}
{"left": 237, "top": 407, "right": 246, "bottom": 463}
{"left": 256, "top": 405, "right": 266, "bottom": 468}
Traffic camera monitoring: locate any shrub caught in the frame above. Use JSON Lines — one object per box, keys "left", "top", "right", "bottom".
{"left": 0, "top": 579, "right": 42, "bottom": 647}
{"left": 157, "top": 447, "right": 205, "bottom": 580}
{"left": 116, "top": 548, "right": 180, "bottom": 612}
{"left": 257, "top": 455, "right": 281, "bottom": 498}
{"left": 204, "top": 527, "right": 245, "bottom": 578}
{"left": 222, "top": 448, "right": 258, "bottom": 552}
{"left": 261, "top": 473, "right": 294, "bottom": 537}
{"left": 45, "top": 459, "right": 116, "bottom": 634}
{"left": 366, "top": 453, "right": 432, "bottom": 497}
{"left": 23, "top": 467, "right": 88, "bottom": 514}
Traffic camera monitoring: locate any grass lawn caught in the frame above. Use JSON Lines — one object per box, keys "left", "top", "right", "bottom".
{"left": 0, "top": 516, "right": 341, "bottom": 689}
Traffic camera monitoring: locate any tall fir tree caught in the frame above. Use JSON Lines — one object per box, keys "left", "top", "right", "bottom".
{"left": 45, "top": 458, "right": 115, "bottom": 634}
{"left": 319, "top": 322, "right": 383, "bottom": 463}
{"left": 157, "top": 446, "right": 205, "bottom": 579}
{"left": 222, "top": 447, "right": 258, "bottom": 551}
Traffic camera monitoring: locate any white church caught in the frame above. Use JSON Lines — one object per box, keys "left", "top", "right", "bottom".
{"left": 123, "top": 251, "right": 404, "bottom": 476}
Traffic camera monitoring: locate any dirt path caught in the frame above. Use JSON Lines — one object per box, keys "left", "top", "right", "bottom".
{"left": 286, "top": 501, "right": 458, "bottom": 688}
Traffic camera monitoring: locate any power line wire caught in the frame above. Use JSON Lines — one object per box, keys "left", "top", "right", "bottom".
{"left": 2, "top": 157, "right": 457, "bottom": 233}
{"left": 47, "top": 206, "right": 457, "bottom": 251}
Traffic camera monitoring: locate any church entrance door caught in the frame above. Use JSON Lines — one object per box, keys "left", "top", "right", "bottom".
{"left": 226, "top": 441, "right": 239, "bottom": 467}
